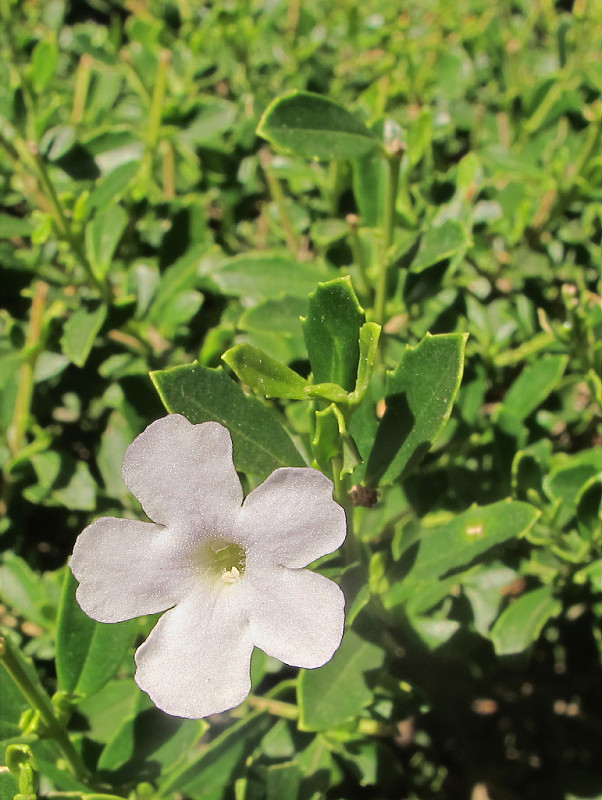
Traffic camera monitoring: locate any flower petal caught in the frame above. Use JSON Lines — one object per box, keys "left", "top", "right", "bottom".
{"left": 121, "top": 414, "right": 243, "bottom": 527}
{"left": 134, "top": 586, "right": 254, "bottom": 718}
{"left": 235, "top": 468, "right": 346, "bottom": 568}
{"left": 248, "top": 566, "right": 345, "bottom": 668}
{"left": 70, "top": 517, "right": 195, "bottom": 623}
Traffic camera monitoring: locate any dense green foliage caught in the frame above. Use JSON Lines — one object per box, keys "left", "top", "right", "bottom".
{"left": 1, "top": 1, "right": 601, "bottom": 799}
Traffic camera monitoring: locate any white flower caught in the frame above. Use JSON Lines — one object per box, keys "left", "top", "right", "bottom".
{"left": 70, "top": 414, "right": 346, "bottom": 719}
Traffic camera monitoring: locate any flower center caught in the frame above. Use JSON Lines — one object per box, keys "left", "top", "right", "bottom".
{"left": 194, "top": 539, "right": 246, "bottom": 585}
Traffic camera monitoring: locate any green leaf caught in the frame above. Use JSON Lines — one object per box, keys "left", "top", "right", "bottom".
{"left": 85, "top": 205, "right": 128, "bottom": 279}
{"left": 365, "top": 333, "right": 468, "bottom": 486}
{"left": 350, "top": 322, "right": 381, "bottom": 404}
{"left": 410, "top": 220, "right": 469, "bottom": 273}
{"left": 390, "top": 500, "right": 539, "bottom": 601}
{"left": 98, "top": 691, "right": 206, "bottom": 777}
{"left": 88, "top": 160, "right": 139, "bottom": 212}
{"left": 0, "top": 660, "right": 29, "bottom": 743}
{"left": 24, "top": 451, "right": 97, "bottom": 511}
{"left": 222, "top": 344, "right": 309, "bottom": 399}
{"left": 56, "top": 571, "right": 136, "bottom": 697}
{"left": 490, "top": 586, "right": 562, "bottom": 655}
{"left": 258, "top": 91, "right": 381, "bottom": 160}
{"left": 30, "top": 37, "right": 58, "bottom": 93}
{"left": 0, "top": 769, "right": 20, "bottom": 800}
{"left": 298, "top": 629, "right": 385, "bottom": 731}
{"left": 168, "top": 713, "right": 271, "bottom": 798}
{"left": 501, "top": 355, "right": 569, "bottom": 420}
{"left": 60, "top": 303, "right": 107, "bottom": 367}
{"left": 576, "top": 476, "right": 602, "bottom": 541}
{"left": 150, "top": 364, "right": 304, "bottom": 478}
{"left": 0, "top": 214, "right": 33, "bottom": 238}
{"left": 266, "top": 762, "right": 301, "bottom": 800}
{"left": 303, "top": 276, "right": 365, "bottom": 392}
{"left": 0, "top": 553, "right": 58, "bottom": 629}
{"left": 211, "top": 253, "right": 335, "bottom": 301}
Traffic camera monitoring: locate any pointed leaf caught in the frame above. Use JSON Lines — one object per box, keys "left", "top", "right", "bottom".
{"left": 150, "top": 364, "right": 304, "bottom": 478}
{"left": 61, "top": 303, "right": 107, "bottom": 367}
{"left": 56, "top": 571, "right": 135, "bottom": 697}
{"left": 222, "top": 344, "right": 308, "bottom": 399}
{"left": 303, "top": 276, "right": 365, "bottom": 392}
{"left": 365, "top": 333, "right": 468, "bottom": 486}
{"left": 501, "top": 355, "right": 569, "bottom": 421}
{"left": 211, "top": 253, "right": 335, "bottom": 301}
{"left": 490, "top": 586, "right": 562, "bottom": 655}
{"left": 350, "top": 322, "right": 381, "bottom": 404}
{"left": 410, "top": 220, "right": 469, "bottom": 273}
{"left": 85, "top": 204, "right": 128, "bottom": 279}
{"left": 298, "top": 629, "right": 385, "bottom": 731}
{"left": 258, "top": 91, "right": 381, "bottom": 160}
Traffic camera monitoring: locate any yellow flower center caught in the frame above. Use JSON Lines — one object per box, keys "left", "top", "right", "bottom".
{"left": 194, "top": 539, "right": 246, "bottom": 584}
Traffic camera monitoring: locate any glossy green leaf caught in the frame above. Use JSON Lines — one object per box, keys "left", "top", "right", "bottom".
{"left": 150, "top": 364, "right": 304, "bottom": 478}
{"left": 85, "top": 204, "right": 128, "bottom": 279}
{"left": 501, "top": 355, "right": 568, "bottom": 420}
{"left": 298, "top": 629, "right": 385, "bottom": 731}
{"left": 490, "top": 586, "right": 562, "bottom": 655}
{"left": 389, "top": 500, "right": 539, "bottom": 604}
{"left": 56, "top": 571, "right": 136, "bottom": 697}
{"left": 576, "top": 476, "right": 602, "bottom": 541}
{"left": 303, "top": 276, "right": 365, "bottom": 392}
{"left": 0, "top": 769, "right": 19, "bottom": 800}
{"left": 266, "top": 762, "right": 301, "bottom": 800}
{"left": 410, "top": 220, "right": 469, "bottom": 273}
{"left": 167, "top": 713, "right": 271, "bottom": 797}
{"left": 222, "top": 344, "right": 308, "bottom": 399}
{"left": 258, "top": 91, "right": 381, "bottom": 160}
{"left": 0, "top": 660, "right": 29, "bottom": 743}
{"left": 211, "top": 253, "right": 335, "bottom": 301}
{"left": 350, "top": 322, "right": 381, "bottom": 404}
{"left": 365, "top": 333, "right": 468, "bottom": 486}
{"left": 60, "top": 303, "right": 107, "bottom": 367}
{"left": 98, "top": 691, "right": 206, "bottom": 777}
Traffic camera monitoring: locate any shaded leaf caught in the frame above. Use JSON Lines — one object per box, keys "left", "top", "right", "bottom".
{"left": 490, "top": 586, "right": 562, "bottom": 655}
{"left": 365, "top": 333, "right": 468, "bottom": 485}
{"left": 56, "top": 571, "right": 136, "bottom": 697}
{"left": 151, "top": 364, "right": 304, "bottom": 478}
{"left": 258, "top": 91, "right": 380, "bottom": 160}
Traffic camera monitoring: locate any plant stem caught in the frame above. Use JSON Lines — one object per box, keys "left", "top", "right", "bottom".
{"left": 246, "top": 694, "right": 299, "bottom": 719}
{"left": 260, "top": 148, "right": 300, "bottom": 254}
{"left": 247, "top": 691, "right": 397, "bottom": 736}
{"left": 28, "top": 146, "right": 112, "bottom": 301}
{"left": 0, "top": 636, "right": 89, "bottom": 783}
{"left": 71, "top": 54, "right": 92, "bottom": 125}
{"left": 147, "top": 50, "right": 171, "bottom": 152}
{"left": 347, "top": 213, "right": 371, "bottom": 299}
{"left": 374, "top": 153, "right": 401, "bottom": 326}
{"left": 7, "top": 281, "right": 48, "bottom": 457}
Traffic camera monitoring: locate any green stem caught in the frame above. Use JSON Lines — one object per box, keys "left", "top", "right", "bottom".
{"left": 0, "top": 636, "right": 90, "bottom": 783}
{"left": 260, "top": 149, "right": 299, "bottom": 254}
{"left": 347, "top": 213, "right": 371, "bottom": 299}
{"left": 7, "top": 281, "right": 47, "bottom": 458}
{"left": 72, "top": 54, "right": 92, "bottom": 126}
{"left": 332, "top": 456, "right": 362, "bottom": 566}
{"left": 247, "top": 691, "right": 396, "bottom": 736}
{"left": 374, "top": 154, "right": 401, "bottom": 326}
{"left": 29, "top": 147, "right": 111, "bottom": 301}
{"left": 147, "top": 50, "right": 171, "bottom": 151}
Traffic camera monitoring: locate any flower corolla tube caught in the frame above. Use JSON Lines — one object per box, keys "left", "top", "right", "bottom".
{"left": 70, "top": 414, "right": 347, "bottom": 718}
